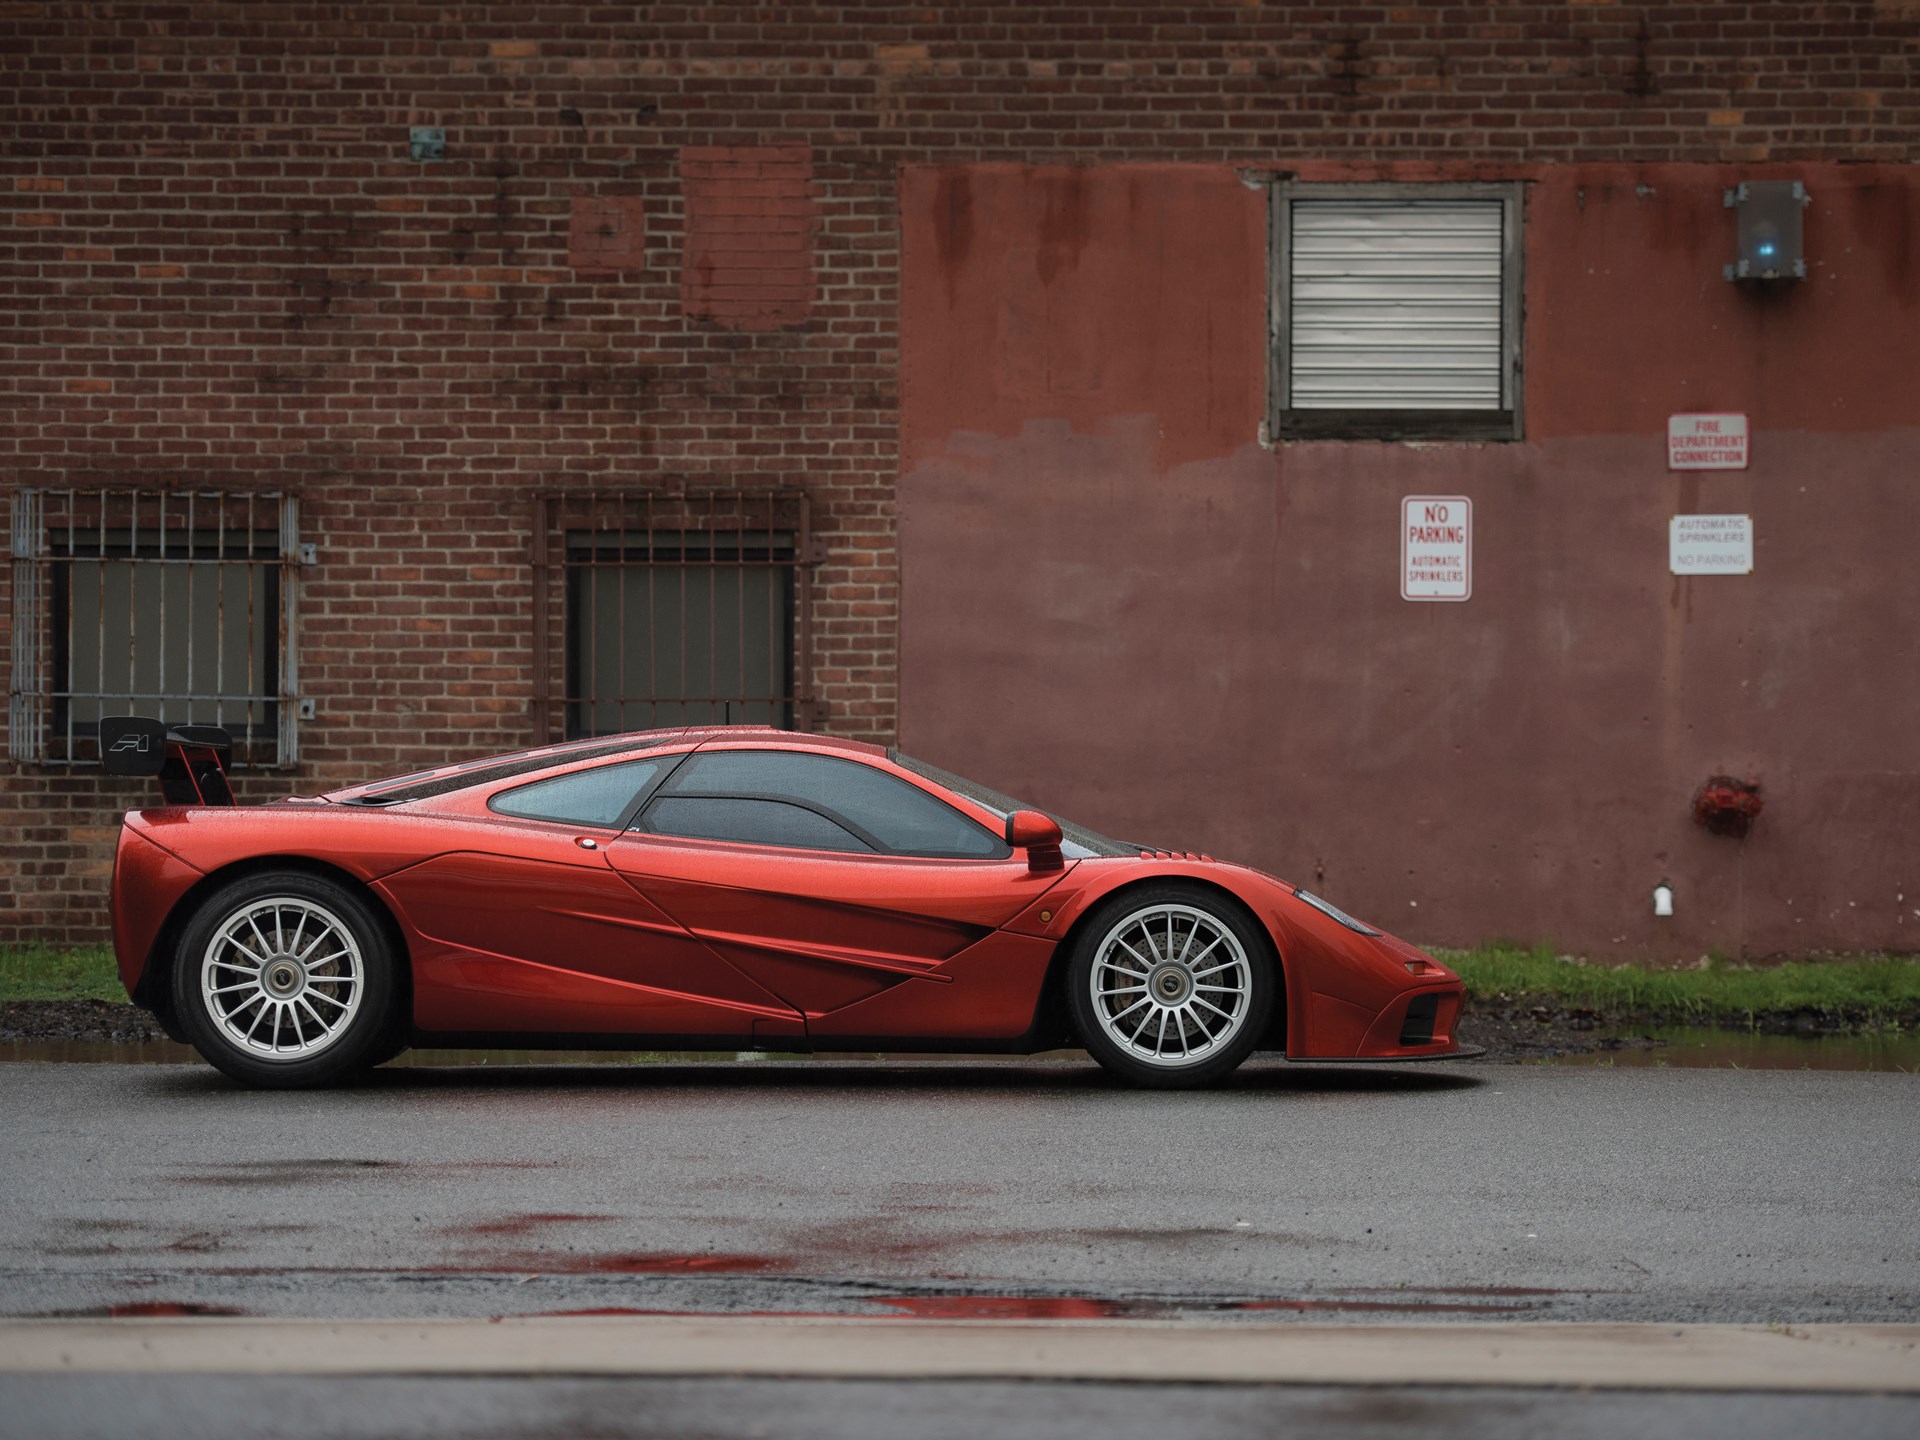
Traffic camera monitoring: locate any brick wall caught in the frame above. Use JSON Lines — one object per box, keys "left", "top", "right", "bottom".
{"left": 3, "top": 2, "right": 1917, "bottom": 943}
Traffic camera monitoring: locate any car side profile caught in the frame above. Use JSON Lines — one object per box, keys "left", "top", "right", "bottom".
{"left": 107, "top": 724, "right": 1474, "bottom": 1089}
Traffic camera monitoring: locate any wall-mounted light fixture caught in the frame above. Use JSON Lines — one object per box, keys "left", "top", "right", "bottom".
{"left": 1724, "top": 181, "right": 1809, "bottom": 282}
{"left": 1652, "top": 881, "right": 1675, "bottom": 918}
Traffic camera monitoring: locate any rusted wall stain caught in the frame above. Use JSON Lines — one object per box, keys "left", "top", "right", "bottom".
{"left": 930, "top": 169, "right": 974, "bottom": 309}
{"left": 1034, "top": 165, "right": 1092, "bottom": 286}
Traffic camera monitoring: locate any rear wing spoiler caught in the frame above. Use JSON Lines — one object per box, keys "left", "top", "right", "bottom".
{"left": 99, "top": 717, "right": 236, "bottom": 807}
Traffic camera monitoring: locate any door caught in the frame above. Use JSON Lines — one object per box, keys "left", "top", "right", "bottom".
{"left": 603, "top": 746, "right": 1072, "bottom": 1028}
{"left": 386, "top": 755, "right": 801, "bottom": 1037}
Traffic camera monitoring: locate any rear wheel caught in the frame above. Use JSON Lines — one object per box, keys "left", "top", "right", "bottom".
{"left": 172, "top": 871, "right": 399, "bottom": 1089}
{"left": 1066, "top": 885, "right": 1275, "bottom": 1088}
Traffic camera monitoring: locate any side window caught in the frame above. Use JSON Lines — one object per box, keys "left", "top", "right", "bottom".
{"left": 641, "top": 796, "right": 871, "bottom": 853}
{"left": 489, "top": 758, "right": 663, "bottom": 827}
{"left": 639, "top": 750, "right": 1009, "bottom": 858}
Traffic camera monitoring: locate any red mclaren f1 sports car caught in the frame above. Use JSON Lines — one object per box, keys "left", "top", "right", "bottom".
{"left": 104, "top": 721, "right": 1475, "bottom": 1089}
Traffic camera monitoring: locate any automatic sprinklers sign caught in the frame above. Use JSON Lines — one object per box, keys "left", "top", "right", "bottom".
{"left": 1401, "top": 496, "right": 1472, "bottom": 602}
{"left": 1669, "top": 514, "right": 1754, "bottom": 575}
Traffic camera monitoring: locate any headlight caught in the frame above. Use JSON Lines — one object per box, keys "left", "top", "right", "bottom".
{"left": 1291, "top": 888, "right": 1380, "bottom": 936}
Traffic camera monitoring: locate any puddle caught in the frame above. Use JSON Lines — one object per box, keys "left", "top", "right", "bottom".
{"left": 54, "top": 1302, "right": 252, "bottom": 1319}
{"left": 404, "top": 1250, "right": 789, "bottom": 1276}
{"left": 1539, "top": 1025, "right": 1920, "bottom": 1071}
{"left": 487, "top": 1288, "right": 1555, "bottom": 1324}
{"left": 32, "top": 1284, "right": 1566, "bottom": 1326}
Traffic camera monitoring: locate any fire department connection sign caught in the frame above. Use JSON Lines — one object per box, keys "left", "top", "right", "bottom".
{"left": 1401, "top": 496, "right": 1472, "bottom": 602}
{"left": 1668, "top": 413, "right": 1749, "bottom": 470}
{"left": 1670, "top": 514, "right": 1754, "bottom": 575}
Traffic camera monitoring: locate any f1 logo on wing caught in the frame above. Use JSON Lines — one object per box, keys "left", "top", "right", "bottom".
{"left": 98, "top": 717, "right": 169, "bottom": 776}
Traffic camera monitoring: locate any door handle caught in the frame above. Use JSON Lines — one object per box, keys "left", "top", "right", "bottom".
{"left": 575, "top": 837, "right": 600, "bottom": 850}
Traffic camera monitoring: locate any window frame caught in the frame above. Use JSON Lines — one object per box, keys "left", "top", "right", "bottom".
{"left": 1268, "top": 180, "right": 1525, "bottom": 444}
{"left": 562, "top": 528, "right": 798, "bottom": 738}
{"left": 7, "top": 487, "right": 302, "bottom": 769}
{"left": 529, "top": 488, "right": 822, "bottom": 747}
{"left": 630, "top": 748, "right": 1014, "bottom": 861}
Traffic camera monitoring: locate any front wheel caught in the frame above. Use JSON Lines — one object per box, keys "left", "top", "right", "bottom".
{"left": 172, "top": 871, "right": 400, "bottom": 1089}
{"left": 1066, "top": 886, "right": 1276, "bottom": 1089}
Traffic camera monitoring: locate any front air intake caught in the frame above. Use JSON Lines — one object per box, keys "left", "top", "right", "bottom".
{"left": 1398, "top": 994, "right": 1439, "bottom": 1046}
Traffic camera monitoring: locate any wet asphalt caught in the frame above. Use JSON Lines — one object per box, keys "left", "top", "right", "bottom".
{"left": 0, "top": 1057, "right": 1914, "bottom": 1326}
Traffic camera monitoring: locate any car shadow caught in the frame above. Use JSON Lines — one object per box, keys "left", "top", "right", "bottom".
{"left": 145, "top": 1055, "right": 1488, "bottom": 1097}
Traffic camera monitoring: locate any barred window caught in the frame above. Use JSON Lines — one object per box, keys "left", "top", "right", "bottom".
{"left": 530, "top": 490, "right": 820, "bottom": 744}
{"left": 1270, "top": 182, "right": 1524, "bottom": 442}
{"left": 8, "top": 489, "right": 300, "bottom": 768}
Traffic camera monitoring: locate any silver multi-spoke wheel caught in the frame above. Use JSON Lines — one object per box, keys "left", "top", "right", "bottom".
{"left": 1088, "top": 903, "right": 1253, "bottom": 1067}
{"left": 199, "top": 897, "right": 365, "bottom": 1061}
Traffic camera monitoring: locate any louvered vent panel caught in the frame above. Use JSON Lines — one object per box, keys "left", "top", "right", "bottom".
{"left": 1290, "top": 200, "right": 1506, "bottom": 411}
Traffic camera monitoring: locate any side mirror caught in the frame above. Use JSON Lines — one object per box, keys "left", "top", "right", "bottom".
{"left": 1004, "top": 810, "right": 1064, "bottom": 872}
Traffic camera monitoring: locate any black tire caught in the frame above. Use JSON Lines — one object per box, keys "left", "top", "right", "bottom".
{"left": 172, "top": 870, "right": 400, "bottom": 1089}
{"left": 1065, "top": 883, "right": 1276, "bottom": 1089}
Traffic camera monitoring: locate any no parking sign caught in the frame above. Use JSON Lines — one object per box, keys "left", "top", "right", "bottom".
{"left": 1401, "top": 496, "right": 1472, "bottom": 602}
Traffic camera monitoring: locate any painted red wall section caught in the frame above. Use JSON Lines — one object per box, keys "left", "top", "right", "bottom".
{"left": 681, "top": 145, "right": 816, "bottom": 329}
{"left": 899, "top": 162, "right": 1920, "bottom": 959}
{"left": 917, "top": 167, "right": 1267, "bottom": 471}
{"left": 1514, "top": 166, "right": 1920, "bottom": 437}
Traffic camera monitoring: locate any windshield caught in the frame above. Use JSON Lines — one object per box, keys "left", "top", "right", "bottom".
{"left": 888, "top": 751, "right": 1136, "bottom": 859}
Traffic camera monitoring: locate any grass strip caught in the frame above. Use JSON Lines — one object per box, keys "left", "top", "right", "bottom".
{"left": 1443, "top": 945, "right": 1920, "bottom": 1029}
{"left": 0, "top": 944, "right": 123, "bottom": 1004}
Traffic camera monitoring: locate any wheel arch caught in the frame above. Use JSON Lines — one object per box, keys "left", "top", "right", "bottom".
{"left": 1043, "top": 874, "right": 1290, "bottom": 1052}
{"left": 134, "top": 855, "right": 415, "bottom": 1041}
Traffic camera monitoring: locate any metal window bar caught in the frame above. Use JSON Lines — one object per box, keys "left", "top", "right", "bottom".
{"left": 6, "top": 488, "right": 300, "bottom": 768}
{"left": 530, "top": 489, "right": 817, "bottom": 744}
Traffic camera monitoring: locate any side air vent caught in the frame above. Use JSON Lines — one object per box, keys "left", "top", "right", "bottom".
{"left": 1398, "top": 994, "right": 1439, "bottom": 1046}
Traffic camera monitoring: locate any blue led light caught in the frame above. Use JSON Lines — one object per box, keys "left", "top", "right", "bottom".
{"left": 1758, "top": 242, "right": 1776, "bottom": 257}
